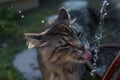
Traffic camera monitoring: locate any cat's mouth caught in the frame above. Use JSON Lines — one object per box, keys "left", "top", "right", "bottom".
{"left": 80, "top": 51, "right": 92, "bottom": 61}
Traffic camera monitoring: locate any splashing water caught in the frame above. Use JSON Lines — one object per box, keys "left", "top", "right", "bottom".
{"left": 95, "top": 0, "right": 109, "bottom": 40}
{"left": 90, "top": 0, "right": 109, "bottom": 76}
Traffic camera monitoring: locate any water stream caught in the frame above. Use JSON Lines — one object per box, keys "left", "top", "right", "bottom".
{"left": 90, "top": 0, "right": 109, "bottom": 76}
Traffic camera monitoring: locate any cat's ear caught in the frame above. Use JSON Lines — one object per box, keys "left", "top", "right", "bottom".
{"left": 58, "top": 7, "right": 71, "bottom": 21}
{"left": 24, "top": 33, "right": 43, "bottom": 49}
{"left": 58, "top": 7, "right": 76, "bottom": 24}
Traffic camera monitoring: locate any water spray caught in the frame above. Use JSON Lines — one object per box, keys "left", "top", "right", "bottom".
{"left": 90, "top": 0, "right": 109, "bottom": 76}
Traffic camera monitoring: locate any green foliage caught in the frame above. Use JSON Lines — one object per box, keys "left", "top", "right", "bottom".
{"left": 0, "top": 65, "right": 24, "bottom": 80}
{"left": 0, "top": 6, "right": 54, "bottom": 80}
{"left": 0, "top": 6, "right": 26, "bottom": 80}
{"left": 0, "top": 6, "right": 19, "bottom": 40}
{"left": 0, "top": 40, "right": 25, "bottom": 80}
{"left": 0, "top": 6, "right": 15, "bottom": 21}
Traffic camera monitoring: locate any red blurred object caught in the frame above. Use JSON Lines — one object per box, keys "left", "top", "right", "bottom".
{"left": 115, "top": 72, "right": 120, "bottom": 80}
{"left": 102, "top": 51, "right": 120, "bottom": 80}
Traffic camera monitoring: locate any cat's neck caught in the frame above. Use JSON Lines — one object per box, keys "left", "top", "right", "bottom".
{"left": 41, "top": 63, "right": 83, "bottom": 80}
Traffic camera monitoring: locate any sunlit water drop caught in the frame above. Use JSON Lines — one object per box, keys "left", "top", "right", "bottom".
{"left": 19, "top": 11, "right": 22, "bottom": 14}
{"left": 21, "top": 15, "right": 24, "bottom": 18}
{"left": 41, "top": 20, "right": 45, "bottom": 23}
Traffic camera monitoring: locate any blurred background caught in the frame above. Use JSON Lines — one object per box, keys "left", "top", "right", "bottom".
{"left": 0, "top": 0, "right": 120, "bottom": 80}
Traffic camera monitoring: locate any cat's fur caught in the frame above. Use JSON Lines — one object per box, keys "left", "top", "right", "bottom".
{"left": 24, "top": 8, "right": 92, "bottom": 80}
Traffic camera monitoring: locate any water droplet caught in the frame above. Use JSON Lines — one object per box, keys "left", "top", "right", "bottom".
{"left": 95, "top": 33, "right": 102, "bottom": 40}
{"left": 103, "top": 0, "right": 107, "bottom": 6}
{"left": 21, "top": 15, "right": 24, "bottom": 18}
{"left": 93, "top": 63, "right": 96, "bottom": 66}
{"left": 90, "top": 72, "right": 94, "bottom": 76}
{"left": 94, "top": 49, "right": 98, "bottom": 52}
{"left": 41, "top": 20, "right": 45, "bottom": 23}
{"left": 90, "top": 69, "right": 96, "bottom": 76}
{"left": 19, "top": 11, "right": 22, "bottom": 13}
{"left": 104, "top": 13, "right": 107, "bottom": 16}
{"left": 11, "top": 5, "right": 13, "bottom": 9}
{"left": 106, "top": 2, "right": 109, "bottom": 6}
{"left": 93, "top": 58, "right": 97, "bottom": 62}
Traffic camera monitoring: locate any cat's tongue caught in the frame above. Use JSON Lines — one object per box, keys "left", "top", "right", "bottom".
{"left": 80, "top": 51, "right": 92, "bottom": 61}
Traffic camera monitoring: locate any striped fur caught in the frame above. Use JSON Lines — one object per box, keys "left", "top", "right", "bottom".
{"left": 24, "top": 7, "right": 90, "bottom": 80}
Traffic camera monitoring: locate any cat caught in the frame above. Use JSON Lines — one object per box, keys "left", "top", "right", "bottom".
{"left": 24, "top": 7, "right": 92, "bottom": 80}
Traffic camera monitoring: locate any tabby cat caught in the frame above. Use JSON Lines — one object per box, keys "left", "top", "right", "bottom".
{"left": 24, "top": 7, "right": 92, "bottom": 80}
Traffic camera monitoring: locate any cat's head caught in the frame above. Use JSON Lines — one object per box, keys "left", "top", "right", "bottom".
{"left": 24, "top": 7, "right": 92, "bottom": 65}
